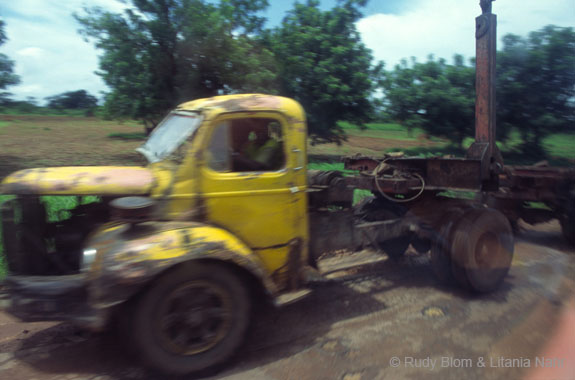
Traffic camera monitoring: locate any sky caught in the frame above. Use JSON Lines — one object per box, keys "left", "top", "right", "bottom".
{"left": 1, "top": 0, "right": 574, "bottom": 104}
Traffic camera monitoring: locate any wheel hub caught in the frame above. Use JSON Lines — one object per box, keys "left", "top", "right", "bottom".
{"left": 156, "top": 281, "right": 233, "bottom": 355}
{"left": 475, "top": 232, "right": 500, "bottom": 269}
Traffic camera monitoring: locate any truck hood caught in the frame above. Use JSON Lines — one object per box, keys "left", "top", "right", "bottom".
{"left": 0, "top": 166, "right": 156, "bottom": 196}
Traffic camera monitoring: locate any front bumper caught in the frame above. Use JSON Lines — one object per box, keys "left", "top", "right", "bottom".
{"left": 1, "top": 274, "right": 109, "bottom": 331}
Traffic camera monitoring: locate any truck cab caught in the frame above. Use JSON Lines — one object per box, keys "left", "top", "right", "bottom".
{"left": 0, "top": 94, "right": 312, "bottom": 375}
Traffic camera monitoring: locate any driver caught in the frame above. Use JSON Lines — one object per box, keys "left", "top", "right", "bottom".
{"left": 236, "top": 124, "right": 283, "bottom": 171}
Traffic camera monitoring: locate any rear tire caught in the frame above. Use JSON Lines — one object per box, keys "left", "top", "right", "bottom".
{"left": 429, "top": 209, "right": 466, "bottom": 284}
{"left": 450, "top": 208, "right": 514, "bottom": 293}
{"left": 129, "top": 262, "right": 251, "bottom": 376}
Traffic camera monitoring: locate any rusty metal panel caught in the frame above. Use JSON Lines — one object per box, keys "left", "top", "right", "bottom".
{"left": 467, "top": 1, "right": 503, "bottom": 183}
{"left": 343, "top": 156, "right": 379, "bottom": 172}
{"left": 495, "top": 165, "right": 575, "bottom": 203}
{"left": 308, "top": 171, "right": 354, "bottom": 207}
{"left": 344, "top": 176, "right": 422, "bottom": 194}
{"left": 308, "top": 211, "right": 357, "bottom": 261}
{"left": 474, "top": 11, "right": 497, "bottom": 148}
{"left": 425, "top": 159, "right": 482, "bottom": 190}
{"left": 344, "top": 156, "right": 484, "bottom": 192}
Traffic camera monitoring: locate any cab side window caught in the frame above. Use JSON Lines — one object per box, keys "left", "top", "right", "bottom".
{"left": 207, "top": 118, "right": 285, "bottom": 172}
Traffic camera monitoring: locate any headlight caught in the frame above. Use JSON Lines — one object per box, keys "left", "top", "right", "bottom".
{"left": 82, "top": 247, "right": 98, "bottom": 270}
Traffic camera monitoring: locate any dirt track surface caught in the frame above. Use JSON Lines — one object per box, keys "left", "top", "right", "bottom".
{"left": 0, "top": 221, "right": 573, "bottom": 380}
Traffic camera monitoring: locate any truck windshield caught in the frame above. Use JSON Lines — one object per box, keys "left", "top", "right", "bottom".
{"left": 136, "top": 111, "right": 202, "bottom": 163}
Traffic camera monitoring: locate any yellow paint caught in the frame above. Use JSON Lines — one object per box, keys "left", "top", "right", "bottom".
{"left": 195, "top": 105, "right": 308, "bottom": 289}
{"left": 88, "top": 221, "right": 279, "bottom": 294}
{"left": 1, "top": 166, "right": 155, "bottom": 195}
{"left": 102, "top": 224, "right": 254, "bottom": 261}
{"left": 144, "top": 94, "right": 309, "bottom": 290}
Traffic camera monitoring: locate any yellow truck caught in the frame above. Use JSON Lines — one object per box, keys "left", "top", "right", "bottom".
{"left": 2, "top": 3, "right": 574, "bottom": 375}
{"left": 0, "top": 93, "right": 519, "bottom": 375}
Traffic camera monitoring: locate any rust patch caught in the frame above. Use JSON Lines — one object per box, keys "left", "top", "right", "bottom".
{"left": 211, "top": 95, "right": 282, "bottom": 112}
{"left": 187, "top": 94, "right": 284, "bottom": 113}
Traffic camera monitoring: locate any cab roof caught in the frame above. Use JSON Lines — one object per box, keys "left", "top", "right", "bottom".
{"left": 176, "top": 94, "right": 305, "bottom": 121}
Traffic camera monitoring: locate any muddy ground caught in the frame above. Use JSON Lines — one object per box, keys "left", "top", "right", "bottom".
{"left": 0, "top": 221, "right": 573, "bottom": 380}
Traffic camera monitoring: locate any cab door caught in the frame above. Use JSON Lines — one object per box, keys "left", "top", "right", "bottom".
{"left": 200, "top": 112, "right": 307, "bottom": 289}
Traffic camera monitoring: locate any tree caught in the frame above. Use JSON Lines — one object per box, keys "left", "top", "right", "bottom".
{"left": 76, "top": 0, "right": 277, "bottom": 134}
{"left": 381, "top": 57, "right": 421, "bottom": 137}
{"left": 0, "top": 20, "right": 21, "bottom": 104}
{"left": 45, "top": 90, "right": 98, "bottom": 109}
{"left": 264, "top": 0, "right": 382, "bottom": 144}
{"left": 497, "top": 25, "right": 575, "bottom": 156}
{"left": 383, "top": 55, "right": 476, "bottom": 148}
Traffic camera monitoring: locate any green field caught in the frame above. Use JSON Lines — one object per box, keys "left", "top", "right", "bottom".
{"left": 336, "top": 122, "right": 575, "bottom": 163}
{"left": 0, "top": 114, "right": 573, "bottom": 277}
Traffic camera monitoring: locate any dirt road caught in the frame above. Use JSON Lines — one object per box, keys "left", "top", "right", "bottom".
{"left": 0, "top": 221, "right": 573, "bottom": 380}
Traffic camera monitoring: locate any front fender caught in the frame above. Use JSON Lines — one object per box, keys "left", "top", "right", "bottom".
{"left": 85, "top": 221, "right": 278, "bottom": 308}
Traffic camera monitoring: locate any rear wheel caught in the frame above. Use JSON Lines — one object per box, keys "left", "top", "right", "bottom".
{"left": 429, "top": 208, "right": 467, "bottom": 284}
{"left": 130, "top": 262, "right": 251, "bottom": 376}
{"left": 450, "top": 208, "right": 514, "bottom": 293}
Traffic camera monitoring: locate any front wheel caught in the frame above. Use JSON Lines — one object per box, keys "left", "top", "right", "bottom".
{"left": 130, "top": 262, "right": 251, "bottom": 376}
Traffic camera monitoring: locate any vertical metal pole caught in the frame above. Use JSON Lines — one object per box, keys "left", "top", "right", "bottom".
{"left": 474, "top": 10, "right": 497, "bottom": 155}
{"left": 468, "top": 0, "right": 503, "bottom": 187}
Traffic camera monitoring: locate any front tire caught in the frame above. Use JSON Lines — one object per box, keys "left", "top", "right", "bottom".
{"left": 130, "top": 262, "right": 251, "bottom": 376}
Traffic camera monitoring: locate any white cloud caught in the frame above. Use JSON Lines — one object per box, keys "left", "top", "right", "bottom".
{"left": 15, "top": 84, "right": 44, "bottom": 95}
{"left": 1, "top": 0, "right": 129, "bottom": 103}
{"left": 16, "top": 47, "right": 46, "bottom": 57}
{"left": 357, "top": 0, "right": 575, "bottom": 68}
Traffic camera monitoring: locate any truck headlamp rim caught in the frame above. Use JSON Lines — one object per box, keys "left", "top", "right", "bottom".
{"left": 82, "top": 247, "right": 98, "bottom": 269}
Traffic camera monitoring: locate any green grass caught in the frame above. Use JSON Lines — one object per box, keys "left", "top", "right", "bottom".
{"left": 307, "top": 161, "right": 362, "bottom": 176}
{"left": 340, "top": 121, "right": 432, "bottom": 141}
{"left": 544, "top": 133, "right": 575, "bottom": 160}
{"left": 438, "top": 190, "right": 477, "bottom": 200}
{"left": 0, "top": 107, "right": 96, "bottom": 117}
{"left": 308, "top": 162, "right": 345, "bottom": 171}
{"left": 107, "top": 132, "right": 147, "bottom": 140}
{"left": 353, "top": 189, "right": 372, "bottom": 205}
{"left": 341, "top": 121, "right": 409, "bottom": 131}
{"left": 42, "top": 196, "right": 100, "bottom": 222}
